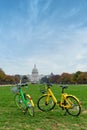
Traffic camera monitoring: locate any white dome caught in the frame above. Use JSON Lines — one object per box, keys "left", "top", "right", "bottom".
{"left": 32, "top": 64, "right": 38, "bottom": 74}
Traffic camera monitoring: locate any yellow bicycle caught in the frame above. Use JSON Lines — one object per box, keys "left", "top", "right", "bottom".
{"left": 37, "top": 83, "right": 81, "bottom": 116}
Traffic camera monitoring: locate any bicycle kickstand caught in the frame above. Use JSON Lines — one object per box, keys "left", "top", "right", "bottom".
{"left": 63, "top": 110, "right": 68, "bottom": 116}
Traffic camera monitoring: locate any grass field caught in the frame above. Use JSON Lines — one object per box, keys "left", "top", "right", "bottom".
{"left": 0, "top": 84, "right": 87, "bottom": 130}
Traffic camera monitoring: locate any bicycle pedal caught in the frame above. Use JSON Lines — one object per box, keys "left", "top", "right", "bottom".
{"left": 21, "top": 108, "right": 25, "bottom": 112}
{"left": 21, "top": 109, "right": 25, "bottom": 113}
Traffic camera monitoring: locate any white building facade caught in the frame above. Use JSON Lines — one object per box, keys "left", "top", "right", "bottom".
{"left": 29, "top": 64, "right": 44, "bottom": 83}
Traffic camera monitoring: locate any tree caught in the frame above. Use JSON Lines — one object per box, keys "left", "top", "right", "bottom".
{"left": 59, "top": 73, "right": 74, "bottom": 84}
{"left": 77, "top": 72, "right": 87, "bottom": 84}
{"left": 73, "top": 71, "right": 82, "bottom": 83}
{"left": 0, "top": 68, "right": 6, "bottom": 84}
{"left": 49, "top": 75, "right": 60, "bottom": 83}
{"left": 0, "top": 68, "right": 20, "bottom": 84}
{"left": 40, "top": 76, "right": 49, "bottom": 83}
{"left": 21, "top": 75, "right": 30, "bottom": 83}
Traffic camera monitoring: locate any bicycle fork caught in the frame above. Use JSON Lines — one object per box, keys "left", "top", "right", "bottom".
{"left": 24, "top": 94, "right": 34, "bottom": 115}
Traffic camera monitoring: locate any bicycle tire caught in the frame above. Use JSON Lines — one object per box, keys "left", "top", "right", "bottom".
{"left": 25, "top": 95, "right": 34, "bottom": 116}
{"left": 65, "top": 96, "right": 81, "bottom": 116}
{"left": 37, "top": 95, "right": 56, "bottom": 112}
{"left": 14, "top": 94, "right": 26, "bottom": 111}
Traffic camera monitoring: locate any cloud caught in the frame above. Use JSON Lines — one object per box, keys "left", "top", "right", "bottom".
{"left": 76, "top": 64, "right": 87, "bottom": 72}
{"left": 0, "top": 0, "right": 87, "bottom": 75}
{"left": 76, "top": 54, "right": 84, "bottom": 60}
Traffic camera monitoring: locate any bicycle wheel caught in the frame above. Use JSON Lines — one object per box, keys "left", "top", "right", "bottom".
{"left": 25, "top": 95, "right": 34, "bottom": 116}
{"left": 37, "top": 95, "right": 56, "bottom": 111}
{"left": 14, "top": 94, "right": 26, "bottom": 111}
{"left": 65, "top": 96, "right": 81, "bottom": 116}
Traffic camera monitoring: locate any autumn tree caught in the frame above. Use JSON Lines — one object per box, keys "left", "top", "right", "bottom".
{"left": 49, "top": 75, "right": 60, "bottom": 83}
{"left": 59, "top": 73, "right": 74, "bottom": 84}
{"left": 77, "top": 72, "right": 87, "bottom": 84}
{"left": 0, "top": 68, "right": 20, "bottom": 85}
{"left": 0, "top": 68, "right": 6, "bottom": 84}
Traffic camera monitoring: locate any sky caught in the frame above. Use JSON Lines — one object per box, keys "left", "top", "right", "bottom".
{"left": 0, "top": 0, "right": 87, "bottom": 75}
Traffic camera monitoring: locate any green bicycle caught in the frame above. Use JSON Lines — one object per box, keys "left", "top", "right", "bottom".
{"left": 12, "top": 83, "right": 34, "bottom": 116}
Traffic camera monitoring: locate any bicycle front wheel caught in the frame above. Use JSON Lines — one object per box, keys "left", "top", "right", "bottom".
{"left": 25, "top": 95, "right": 34, "bottom": 116}
{"left": 37, "top": 95, "right": 56, "bottom": 112}
{"left": 14, "top": 94, "right": 26, "bottom": 111}
{"left": 65, "top": 96, "right": 81, "bottom": 116}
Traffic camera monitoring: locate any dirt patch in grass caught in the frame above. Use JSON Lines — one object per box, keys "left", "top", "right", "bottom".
{"left": 82, "top": 110, "right": 87, "bottom": 114}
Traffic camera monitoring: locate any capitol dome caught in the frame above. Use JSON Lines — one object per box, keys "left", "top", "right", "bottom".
{"left": 32, "top": 64, "right": 38, "bottom": 74}
{"left": 28, "top": 64, "right": 44, "bottom": 83}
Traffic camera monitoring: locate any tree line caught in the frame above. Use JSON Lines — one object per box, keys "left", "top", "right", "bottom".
{"left": 0, "top": 69, "right": 20, "bottom": 85}
{"left": 0, "top": 68, "right": 87, "bottom": 85}
{"left": 40, "top": 71, "right": 87, "bottom": 84}
{"left": 0, "top": 68, "right": 30, "bottom": 85}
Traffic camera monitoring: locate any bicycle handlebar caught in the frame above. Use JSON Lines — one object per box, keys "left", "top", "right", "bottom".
{"left": 43, "top": 83, "right": 68, "bottom": 89}
{"left": 17, "top": 83, "right": 28, "bottom": 87}
{"left": 47, "top": 83, "right": 52, "bottom": 87}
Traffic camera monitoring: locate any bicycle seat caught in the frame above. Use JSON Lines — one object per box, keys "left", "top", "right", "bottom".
{"left": 47, "top": 83, "right": 52, "bottom": 87}
{"left": 60, "top": 85, "right": 68, "bottom": 89}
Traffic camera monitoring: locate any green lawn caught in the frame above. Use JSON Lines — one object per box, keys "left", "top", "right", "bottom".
{"left": 0, "top": 84, "right": 87, "bottom": 130}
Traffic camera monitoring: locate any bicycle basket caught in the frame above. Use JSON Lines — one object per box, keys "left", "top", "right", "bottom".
{"left": 40, "top": 86, "right": 47, "bottom": 94}
{"left": 11, "top": 86, "right": 19, "bottom": 94}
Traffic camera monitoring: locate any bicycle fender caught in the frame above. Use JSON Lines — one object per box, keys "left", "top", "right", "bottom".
{"left": 26, "top": 94, "right": 34, "bottom": 107}
{"left": 66, "top": 94, "right": 80, "bottom": 104}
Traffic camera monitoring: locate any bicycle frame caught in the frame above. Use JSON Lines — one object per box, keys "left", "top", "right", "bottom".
{"left": 19, "top": 88, "right": 28, "bottom": 107}
{"left": 45, "top": 87, "right": 58, "bottom": 104}
{"left": 26, "top": 94, "right": 34, "bottom": 107}
{"left": 42, "top": 87, "right": 81, "bottom": 109}
{"left": 37, "top": 84, "right": 81, "bottom": 116}
{"left": 19, "top": 87, "right": 34, "bottom": 107}
{"left": 61, "top": 92, "right": 81, "bottom": 107}
{"left": 14, "top": 83, "right": 35, "bottom": 116}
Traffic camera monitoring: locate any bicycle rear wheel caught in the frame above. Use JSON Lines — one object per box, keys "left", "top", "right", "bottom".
{"left": 65, "top": 96, "right": 81, "bottom": 116}
{"left": 37, "top": 95, "right": 56, "bottom": 111}
{"left": 25, "top": 95, "right": 34, "bottom": 116}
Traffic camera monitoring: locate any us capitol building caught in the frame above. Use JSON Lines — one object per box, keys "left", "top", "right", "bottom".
{"left": 28, "top": 64, "right": 44, "bottom": 83}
